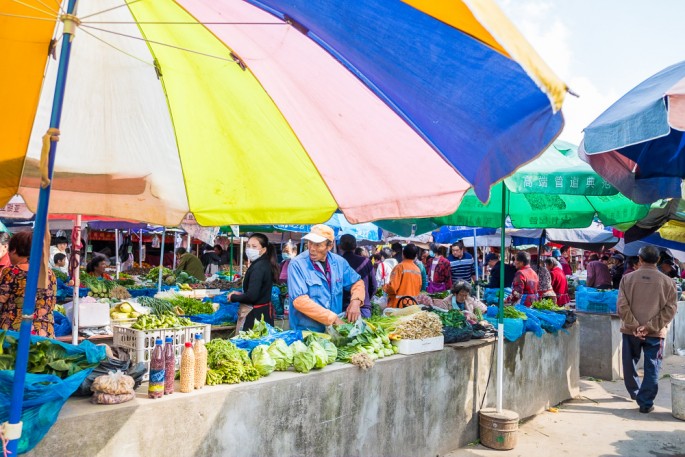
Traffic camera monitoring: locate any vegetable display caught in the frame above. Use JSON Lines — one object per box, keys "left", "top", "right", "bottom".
{"left": 146, "top": 267, "right": 173, "bottom": 282}
{"left": 137, "top": 296, "right": 175, "bottom": 316}
{"left": 437, "top": 310, "right": 468, "bottom": 329}
{"left": 251, "top": 345, "right": 276, "bottom": 376}
{"left": 0, "top": 331, "right": 99, "bottom": 378}
{"left": 291, "top": 341, "right": 316, "bottom": 373}
{"left": 109, "top": 302, "right": 141, "bottom": 320}
{"left": 267, "top": 339, "right": 293, "bottom": 371}
{"left": 168, "top": 295, "right": 215, "bottom": 316}
{"left": 392, "top": 311, "right": 443, "bottom": 340}
{"left": 333, "top": 321, "right": 397, "bottom": 364}
{"left": 532, "top": 299, "right": 559, "bottom": 311}
{"left": 503, "top": 306, "right": 528, "bottom": 320}
{"left": 52, "top": 268, "right": 69, "bottom": 282}
{"left": 109, "top": 285, "right": 132, "bottom": 300}
{"left": 205, "top": 339, "right": 261, "bottom": 385}
{"left": 428, "top": 291, "right": 450, "bottom": 299}
{"left": 130, "top": 312, "right": 192, "bottom": 330}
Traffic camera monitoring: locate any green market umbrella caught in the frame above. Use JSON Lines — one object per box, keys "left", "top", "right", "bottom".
{"left": 378, "top": 140, "right": 650, "bottom": 233}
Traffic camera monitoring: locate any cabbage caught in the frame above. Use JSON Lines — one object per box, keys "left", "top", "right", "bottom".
{"left": 307, "top": 341, "right": 328, "bottom": 369}
{"left": 293, "top": 348, "right": 316, "bottom": 373}
{"left": 251, "top": 345, "right": 276, "bottom": 376}
{"left": 319, "top": 339, "right": 338, "bottom": 365}
{"left": 267, "top": 338, "right": 293, "bottom": 371}
{"left": 290, "top": 340, "right": 308, "bottom": 354}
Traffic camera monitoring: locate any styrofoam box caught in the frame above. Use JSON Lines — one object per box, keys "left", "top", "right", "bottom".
{"left": 392, "top": 335, "right": 444, "bottom": 355}
{"left": 78, "top": 301, "right": 111, "bottom": 328}
{"left": 113, "top": 324, "right": 210, "bottom": 379}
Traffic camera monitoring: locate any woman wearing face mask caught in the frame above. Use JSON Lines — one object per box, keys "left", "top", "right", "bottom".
{"left": 227, "top": 233, "right": 280, "bottom": 329}
{"left": 426, "top": 244, "right": 452, "bottom": 294}
{"left": 278, "top": 241, "right": 298, "bottom": 285}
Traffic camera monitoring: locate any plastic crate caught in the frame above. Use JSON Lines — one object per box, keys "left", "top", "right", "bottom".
{"left": 112, "top": 324, "right": 210, "bottom": 378}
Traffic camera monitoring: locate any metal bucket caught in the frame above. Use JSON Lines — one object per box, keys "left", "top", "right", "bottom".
{"left": 479, "top": 408, "right": 519, "bottom": 450}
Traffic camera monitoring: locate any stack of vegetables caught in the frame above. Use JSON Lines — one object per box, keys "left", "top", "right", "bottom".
{"left": 531, "top": 298, "right": 559, "bottom": 311}
{"left": 166, "top": 295, "right": 215, "bottom": 316}
{"left": 109, "top": 302, "right": 142, "bottom": 321}
{"left": 129, "top": 296, "right": 193, "bottom": 330}
{"left": 372, "top": 306, "right": 444, "bottom": 340}
{"left": 0, "top": 331, "right": 100, "bottom": 377}
{"left": 205, "top": 339, "right": 261, "bottom": 385}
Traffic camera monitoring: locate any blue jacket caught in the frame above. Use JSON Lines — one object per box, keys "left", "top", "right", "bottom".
{"left": 287, "top": 250, "right": 361, "bottom": 332}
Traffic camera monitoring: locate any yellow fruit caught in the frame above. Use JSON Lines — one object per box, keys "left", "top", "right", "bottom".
{"left": 119, "top": 303, "right": 133, "bottom": 314}
{"left": 129, "top": 312, "right": 141, "bottom": 318}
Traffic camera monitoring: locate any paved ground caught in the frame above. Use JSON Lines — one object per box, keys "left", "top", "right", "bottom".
{"left": 446, "top": 355, "right": 685, "bottom": 457}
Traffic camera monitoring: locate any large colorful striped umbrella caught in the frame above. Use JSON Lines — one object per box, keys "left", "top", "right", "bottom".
{"left": 1, "top": 0, "right": 566, "bottom": 227}
{"left": 579, "top": 60, "right": 685, "bottom": 204}
{"left": 0, "top": 1, "right": 568, "bottom": 451}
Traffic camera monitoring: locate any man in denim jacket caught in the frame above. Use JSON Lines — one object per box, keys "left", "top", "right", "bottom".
{"left": 288, "top": 225, "right": 366, "bottom": 332}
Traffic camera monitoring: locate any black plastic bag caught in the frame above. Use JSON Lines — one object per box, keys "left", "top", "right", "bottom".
{"left": 443, "top": 322, "right": 473, "bottom": 344}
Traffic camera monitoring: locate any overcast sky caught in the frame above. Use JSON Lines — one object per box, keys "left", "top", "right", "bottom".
{"left": 497, "top": 0, "right": 685, "bottom": 144}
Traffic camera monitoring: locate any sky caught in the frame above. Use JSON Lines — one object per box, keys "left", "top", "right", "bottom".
{"left": 496, "top": 0, "right": 685, "bottom": 145}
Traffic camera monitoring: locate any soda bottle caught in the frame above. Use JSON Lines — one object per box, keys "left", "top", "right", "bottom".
{"left": 180, "top": 342, "right": 195, "bottom": 393}
{"left": 148, "top": 338, "right": 165, "bottom": 399}
{"left": 193, "top": 333, "right": 208, "bottom": 389}
{"left": 163, "top": 336, "right": 175, "bottom": 395}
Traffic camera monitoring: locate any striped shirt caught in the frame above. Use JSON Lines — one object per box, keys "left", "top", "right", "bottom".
{"left": 448, "top": 252, "right": 475, "bottom": 283}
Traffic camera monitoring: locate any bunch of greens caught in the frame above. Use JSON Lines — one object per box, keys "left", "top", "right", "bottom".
{"left": 145, "top": 267, "right": 173, "bottom": 282}
{"left": 137, "top": 296, "right": 175, "bottom": 316}
{"left": 532, "top": 299, "right": 558, "bottom": 311}
{"left": 0, "top": 332, "right": 99, "bottom": 378}
{"left": 236, "top": 316, "right": 272, "bottom": 339}
{"left": 168, "top": 295, "right": 215, "bottom": 316}
{"left": 428, "top": 290, "right": 450, "bottom": 299}
{"left": 503, "top": 306, "right": 528, "bottom": 320}
{"left": 205, "top": 339, "right": 261, "bottom": 384}
{"left": 115, "top": 278, "right": 136, "bottom": 287}
{"left": 436, "top": 309, "right": 468, "bottom": 329}
{"left": 52, "top": 268, "right": 69, "bottom": 282}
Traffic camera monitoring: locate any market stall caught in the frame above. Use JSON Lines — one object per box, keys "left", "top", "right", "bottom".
{"left": 25, "top": 326, "right": 579, "bottom": 457}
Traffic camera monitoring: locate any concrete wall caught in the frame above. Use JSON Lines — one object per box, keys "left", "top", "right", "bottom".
{"left": 577, "top": 312, "right": 623, "bottom": 380}
{"left": 578, "top": 302, "right": 684, "bottom": 378}
{"left": 28, "top": 326, "right": 579, "bottom": 457}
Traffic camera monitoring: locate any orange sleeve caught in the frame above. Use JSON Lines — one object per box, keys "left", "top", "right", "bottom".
{"left": 350, "top": 279, "right": 365, "bottom": 302}
{"left": 292, "top": 295, "right": 339, "bottom": 326}
{"left": 383, "top": 266, "right": 402, "bottom": 295}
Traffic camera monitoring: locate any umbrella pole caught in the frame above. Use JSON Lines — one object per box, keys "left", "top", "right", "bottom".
{"left": 158, "top": 227, "right": 166, "bottom": 293}
{"left": 72, "top": 215, "right": 82, "bottom": 345}
{"left": 239, "top": 236, "right": 244, "bottom": 276}
{"left": 139, "top": 229, "right": 143, "bottom": 266}
{"left": 497, "top": 184, "right": 507, "bottom": 413}
{"left": 6, "top": 3, "right": 79, "bottom": 452}
{"left": 229, "top": 236, "right": 234, "bottom": 277}
{"left": 172, "top": 232, "right": 177, "bottom": 270}
{"left": 115, "top": 228, "right": 120, "bottom": 279}
{"left": 473, "top": 228, "right": 480, "bottom": 300}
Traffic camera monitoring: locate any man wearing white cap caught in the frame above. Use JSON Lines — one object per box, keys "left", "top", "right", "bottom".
{"left": 287, "top": 224, "right": 366, "bottom": 332}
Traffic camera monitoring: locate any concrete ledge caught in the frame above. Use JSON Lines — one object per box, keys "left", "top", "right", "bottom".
{"left": 28, "top": 326, "right": 579, "bottom": 457}
{"left": 577, "top": 312, "right": 623, "bottom": 380}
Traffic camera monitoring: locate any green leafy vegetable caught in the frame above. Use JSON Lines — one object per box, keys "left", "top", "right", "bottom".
{"left": 293, "top": 348, "right": 316, "bottom": 373}
{"left": 251, "top": 345, "right": 276, "bottom": 376}
{"left": 267, "top": 339, "right": 293, "bottom": 371}
{"left": 308, "top": 341, "right": 328, "bottom": 369}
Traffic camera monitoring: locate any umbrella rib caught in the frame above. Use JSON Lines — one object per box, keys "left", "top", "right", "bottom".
{"left": 79, "top": 26, "right": 154, "bottom": 68}
{"left": 0, "top": 11, "right": 57, "bottom": 21}
{"left": 80, "top": 24, "right": 235, "bottom": 63}
{"left": 7, "top": 0, "right": 57, "bottom": 18}
{"left": 33, "top": 0, "right": 61, "bottom": 15}
{"left": 80, "top": 21, "right": 285, "bottom": 25}
{"left": 79, "top": 0, "right": 143, "bottom": 20}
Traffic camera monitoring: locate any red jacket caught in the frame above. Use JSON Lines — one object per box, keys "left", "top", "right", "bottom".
{"left": 549, "top": 267, "right": 569, "bottom": 306}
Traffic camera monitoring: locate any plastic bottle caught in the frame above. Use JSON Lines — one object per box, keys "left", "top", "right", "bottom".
{"left": 148, "top": 338, "right": 165, "bottom": 399}
{"left": 193, "top": 333, "right": 207, "bottom": 389}
{"left": 180, "top": 342, "right": 195, "bottom": 393}
{"left": 163, "top": 336, "right": 175, "bottom": 395}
